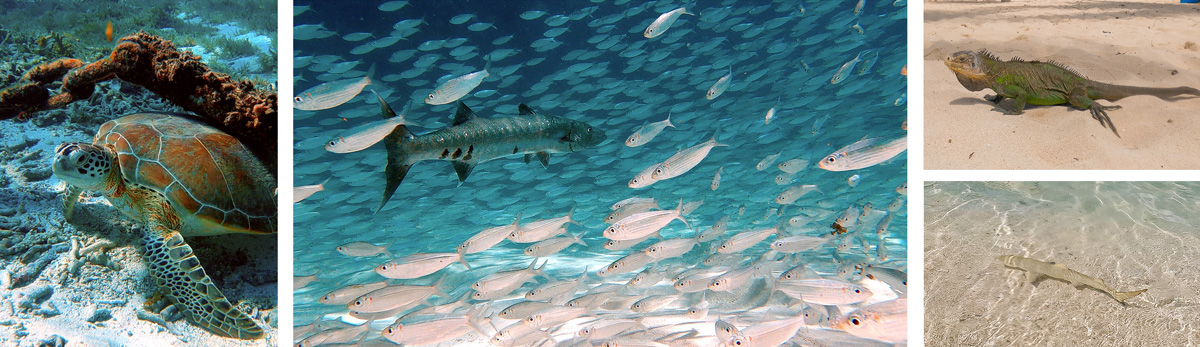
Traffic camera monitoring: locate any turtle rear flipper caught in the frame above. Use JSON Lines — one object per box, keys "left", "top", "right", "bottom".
{"left": 142, "top": 225, "right": 264, "bottom": 339}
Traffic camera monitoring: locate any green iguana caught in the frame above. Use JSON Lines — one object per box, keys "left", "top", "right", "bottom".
{"left": 944, "top": 50, "right": 1200, "bottom": 137}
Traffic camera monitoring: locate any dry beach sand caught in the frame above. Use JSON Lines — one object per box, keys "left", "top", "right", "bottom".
{"left": 924, "top": 0, "right": 1200, "bottom": 169}
{"left": 925, "top": 182, "right": 1200, "bottom": 346}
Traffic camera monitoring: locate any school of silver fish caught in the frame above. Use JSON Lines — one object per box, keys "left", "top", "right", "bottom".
{"left": 293, "top": 1, "right": 907, "bottom": 346}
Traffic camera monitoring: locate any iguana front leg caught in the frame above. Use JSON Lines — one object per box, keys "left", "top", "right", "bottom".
{"left": 1069, "top": 87, "right": 1122, "bottom": 137}
{"left": 992, "top": 85, "right": 1028, "bottom": 115}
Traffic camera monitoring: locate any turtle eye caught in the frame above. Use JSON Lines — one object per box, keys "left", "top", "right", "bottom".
{"left": 68, "top": 149, "right": 85, "bottom": 165}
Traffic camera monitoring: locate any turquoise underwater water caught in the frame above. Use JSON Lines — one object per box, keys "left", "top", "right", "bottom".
{"left": 293, "top": 0, "right": 907, "bottom": 344}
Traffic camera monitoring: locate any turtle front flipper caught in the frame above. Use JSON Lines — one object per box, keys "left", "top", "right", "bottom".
{"left": 142, "top": 224, "right": 264, "bottom": 339}
{"left": 63, "top": 185, "right": 83, "bottom": 220}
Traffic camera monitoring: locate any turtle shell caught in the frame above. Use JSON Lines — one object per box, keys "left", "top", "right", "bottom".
{"left": 94, "top": 112, "right": 276, "bottom": 235}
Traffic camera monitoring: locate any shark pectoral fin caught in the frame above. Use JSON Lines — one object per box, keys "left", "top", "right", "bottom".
{"left": 1024, "top": 271, "right": 1044, "bottom": 284}
{"left": 452, "top": 161, "right": 475, "bottom": 183}
{"left": 379, "top": 162, "right": 412, "bottom": 213}
{"left": 453, "top": 101, "right": 477, "bottom": 126}
{"left": 536, "top": 152, "right": 550, "bottom": 168}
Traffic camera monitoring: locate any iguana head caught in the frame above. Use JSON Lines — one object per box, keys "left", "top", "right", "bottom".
{"left": 944, "top": 50, "right": 993, "bottom": 92}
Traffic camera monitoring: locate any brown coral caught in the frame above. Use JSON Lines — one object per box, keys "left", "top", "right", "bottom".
{"left": 0, "top": 32, "right": 276, "bottom": 170}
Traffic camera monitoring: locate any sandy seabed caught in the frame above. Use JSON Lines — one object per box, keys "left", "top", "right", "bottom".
{"left": 924, "top": 0, "right": 1200, "bottom": 169}
{"left": 924, "top": 182, "right": 1200, "bottom": 346}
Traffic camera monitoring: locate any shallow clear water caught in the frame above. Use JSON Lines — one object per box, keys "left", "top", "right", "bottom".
{"left": 294, "top": 1, "right": 907, "bottom": 345}
{"left": 925, "top": 182, "right": 1200, "bottom": 346}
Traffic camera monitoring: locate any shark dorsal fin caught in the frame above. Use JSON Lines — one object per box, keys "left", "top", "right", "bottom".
{"left": 453, "top": 101, "right": 476, "bottom": 126}
{"left": 518, "top": 104, "right": 538, "bottom": 116}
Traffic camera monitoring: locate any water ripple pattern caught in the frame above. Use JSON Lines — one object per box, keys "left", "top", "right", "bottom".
{"left": 925, "top": 182, "right": 1200, "bottom": 346}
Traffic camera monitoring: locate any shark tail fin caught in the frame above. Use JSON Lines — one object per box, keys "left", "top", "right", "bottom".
{"left": 1112, "top": 289, "right": 1147, "bottom": 303}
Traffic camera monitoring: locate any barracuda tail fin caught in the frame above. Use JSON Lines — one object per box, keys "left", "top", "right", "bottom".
{"left": 1112, "top": 289, "right": 1147, "bottom": 303}
{"left": 377, "top": 97, "right": 417, "bottom": 214}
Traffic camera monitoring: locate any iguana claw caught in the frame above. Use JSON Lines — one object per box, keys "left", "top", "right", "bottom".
{"left": 1089, "top": 105, "right": 1122, "bottom": 138}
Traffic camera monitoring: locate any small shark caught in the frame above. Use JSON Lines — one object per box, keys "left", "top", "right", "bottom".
{"left": 998, "top": 255, "right": 1147, "bottom": 303}
{"left": 377, "top": 100, "right": 605, "bottom": 211}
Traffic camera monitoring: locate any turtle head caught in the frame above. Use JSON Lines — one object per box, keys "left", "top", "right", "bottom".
{"left": 53, "top": 142, "right": 115, "bottom": 191}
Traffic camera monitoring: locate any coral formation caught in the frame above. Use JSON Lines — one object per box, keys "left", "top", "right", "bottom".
{"left": 0, "top": 32, "right": 276, "bottom": 168}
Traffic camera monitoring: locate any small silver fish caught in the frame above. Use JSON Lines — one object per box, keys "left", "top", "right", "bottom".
{"left": 625, "top": 113, "right": 675, "bottom": 147}
{"left": 293, "top": 178, "right": 329, "bottom": 203}
{"left": 831, "top": 50, "right": 866, "bottom": 85}
{"left": 706, "top": 66, "right": 733, "bottom": 100}
{"left": 644, "top": 7, "right": 694, "bottom": 38}
{"left": 819, "top": 136, "right": 907, "bottom": 171}
{"left": 295, "top": 76, "right": 372, "bottom": 110}
{"left": 711, "top": 166, "right": 723, "bottom": 190}
{"left": 425, "top": 61, "right": 490, "bottom": 105}
{"left": 325, "top": 92, "right": 411, "bottom": 153}
{"left": 336, "top": 241, "right": 391, "bottom": 258}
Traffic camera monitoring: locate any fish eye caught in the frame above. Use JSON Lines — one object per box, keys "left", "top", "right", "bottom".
{"left": 851, "top": 318, "right": 861, "bottom": 325}
{"left": 854, "top": 288, "right": 861, "bottom": 293}
{"left": 294, "top": 96, "right": 303, "bottom": 102}
{"left": 354, "top": 300, "right": 362, "bottom": 306}
{"left": 385, "top": 327, "right": 393, "bottom": 334}
{"left": 587, "top": 127, "right": 592, "bottom": 133}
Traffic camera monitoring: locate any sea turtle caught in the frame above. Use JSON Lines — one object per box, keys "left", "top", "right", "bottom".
{"left": 51, "top": 112, "right": 275, "bottom": 339}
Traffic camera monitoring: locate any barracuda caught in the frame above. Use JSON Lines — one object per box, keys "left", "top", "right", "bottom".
{"left": 378, "top": 101, "right": 605, "bottom": 211}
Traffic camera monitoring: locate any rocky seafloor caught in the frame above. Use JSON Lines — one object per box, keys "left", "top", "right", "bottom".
{"left": 0, "top": 22, "right": 278, "bottom": 347}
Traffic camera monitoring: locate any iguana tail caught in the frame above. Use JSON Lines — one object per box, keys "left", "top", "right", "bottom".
{"left": 1092, "top": 83, "right": 1200, "bottom": 101}
{"left": 1110, "top": 288, "right": 1147, "bottom": 303}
